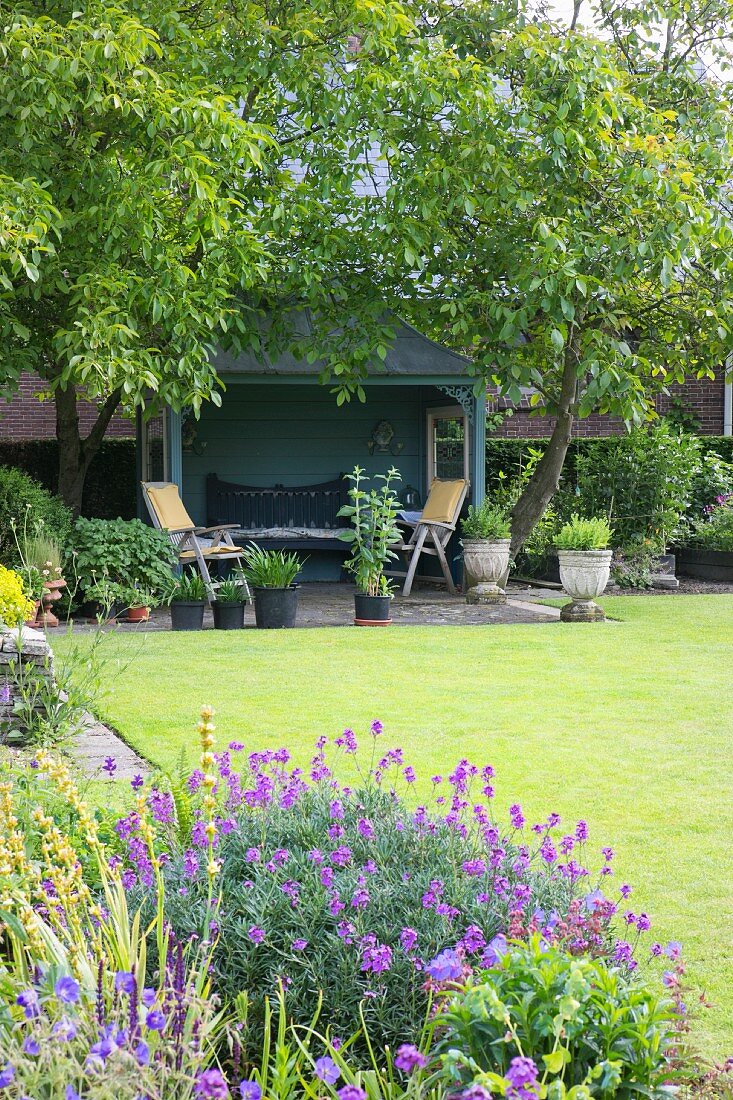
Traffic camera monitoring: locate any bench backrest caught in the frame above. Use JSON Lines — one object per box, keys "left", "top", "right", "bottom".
{"left": 207, "top": 474, "right": 349, "bottom": 531}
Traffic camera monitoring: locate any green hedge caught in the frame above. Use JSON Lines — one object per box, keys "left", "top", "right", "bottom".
{"left": 0, "top": 440, "right": 137, "bottom": 519}
{"left": 485, "top": 435, "right": 733, "bottom": 491}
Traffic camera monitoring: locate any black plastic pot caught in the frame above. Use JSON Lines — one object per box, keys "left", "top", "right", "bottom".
{"left": 253, "top": 586, "right": 299, "bottom": 629}
{"left": 212, "top": 600, "right": 245, "bottom": 630}
{"left": 354, "top": 593, "right": 393, "bottom": 626}
{"left": 170, "top": 600, "right": 206, "bottom": 631}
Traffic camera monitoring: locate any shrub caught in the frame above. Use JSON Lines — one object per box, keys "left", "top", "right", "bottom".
{"left": 0, "top": 564, "right": 35, "bottom": 627}
{"left": 0, "top": 465, "right": 72, "bottom": 570}
{"left": 435, "top": 937, "right": 677, "bottom": 1100}
{"left": 554, "top": 515, "right": 612, "bottom": 551}
{"left": 129, "top": 724, "right": 633, "bottom": 1062}
{"left": 687, "top": 498, "right": 733, "bottom": 552}
{"left": 573, "top": 425, "right": 700, "bottom": 548}
{"left": 461, "top": 502, "right": 511, "bottom": 540}
{"left": 69, "top": 516, "right": 177, "bottom": 599}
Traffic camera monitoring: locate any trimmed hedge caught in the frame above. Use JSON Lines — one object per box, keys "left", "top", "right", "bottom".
{"left": 0, "top": 439, "right": 136, "bottom": 520}
{"left": 485, "top": 435, "right": 733, "bottom": 491}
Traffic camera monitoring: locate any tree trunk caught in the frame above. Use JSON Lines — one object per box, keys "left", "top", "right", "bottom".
{"left": 510, "top": 347, "right": 578, "bottom": 556}
{"left": 55, "top": 384, "right": 123, "bottom": 515}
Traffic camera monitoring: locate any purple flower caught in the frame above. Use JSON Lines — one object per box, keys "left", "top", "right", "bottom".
{"left": 66, "top": 1088, "right": 81, "bottom": 1100}
{"left": 248, "top": 926, "right": 265, "bottom": 944}
{"left": 314, "top": 1056, "right": 341, "bottom": 1084}
{"left": 54, "top": 975, "right": 80, "bottom": 1004}
{"left": 461, "top": 925, "right": 486, "bottom": 954}
{"left": 463, "top": 1087, "right": 492, "bottom": 1100}
{"left": 637, "top": 912, "right": 651, "bottom": 931}
{"left": 351, "top": 887, "right": 370, "bottom": 910}
{"left": 620, "top": 883, "right": 632, "bottom": 899}
{"left": 357, "top": 817, "right": 375, "bottom": 839}
{"left": 184, "top": 848, "right": 200, "bottom": 878}
{"left": 53, "top": 1017, "right": 78, "bottom": 1041}
{"left": 400, "top": 927, "right": 418, "bottom": 953}
{"left": 145, "top": 1009, "right": 166, "bottom": 1031}
{"left": 102, "top": 756, "right": 117, "bottom": 776}
{"left": 360, "top": 941, "right": 393, "bottom": 974}
{"left": 240, "top": 1082, "right": 262, "bottom": 1100}
{"left": 665, "top": 941, "right": 682, "bottom": 959}
{"left": 509, "top": 803, "right": 525, "bottom": 829}
{"left": 0, "top": 1066, "right": 14, "bottom": 1089}
{"left": 135, "top": 1039, "right": 150, "bottom": 1066}
{"left": 480, "top": 933, "right": 508, "bottom": 968}
{"left": 22, "top": 1037, "right": 40, "bottom": 1056}
{"left": 330, "top": 846, "right": 352, "bottom": 868}
{"left": 338, "top": 1087, "right": 367, "bottom": 1100}
{"left": 394, "top": 1044, "right": 428, "bottom": 1073}
{"left": 426, "top": 948, "right": 462, "bottom": 982}
{"left": 575, "top": 819, "right": 588, "bottom": 842}
{"left": 403, "top": 766, "right": 416, "bottom": 784}
{"left": 461, "top": 858, "right": 486, "bottom": 877}
{"left": 115, "top": 971, "right": 136, "bottom": 995}
{"left": 194, "top": 1068, "right": 230, "bottom": 1099}
{"left": 292, "top": 939, "right": 308, "bottom": 951}
{"left": 131, "top": 774, "right": 144, "bottom": 790}
{"left": 539, "top": 837, "right": 557, "bottom": 864}
{"left": 370, "top": 720, "right": 383, "bottom": 737}
{"left": 245, "top": 848, "right": 261, "bottom": 863}
{"left": 16, "top": 989, "right": 40, "bottom": 1018}
{"left": 505, "top": 1056, "right": 539, "bottom": 1100}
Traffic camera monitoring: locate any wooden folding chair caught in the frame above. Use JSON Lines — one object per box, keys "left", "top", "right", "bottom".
{"left": 142, "top": 482, "right": 250, "bottom": 602}
{"left": 388, "top": 478, "right": 469, "bottom": 596}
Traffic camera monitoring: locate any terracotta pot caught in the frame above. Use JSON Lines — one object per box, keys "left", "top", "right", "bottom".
{"left": 462, "top": 538, "right": 512, "bottom": 604}
{"left": 126, "top": 605, "right": 151, "bottom": 623}
{"left": 37, "top": 576, "right": 67, "bottom": 628}
{"left": 24, "top": 599, "right": 41, "bottom": 627}
{"left": 557, "top": 549, "right": 612, "bottom": 622}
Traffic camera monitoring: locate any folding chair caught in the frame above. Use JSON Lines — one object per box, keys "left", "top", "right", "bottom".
{"left": 142, "top": 482, "right": 250, "bottom": 602}
{"left": 388, "top": 478, "right": 469, "bottom": 597}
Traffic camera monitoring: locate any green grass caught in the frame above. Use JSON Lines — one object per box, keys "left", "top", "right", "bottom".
{"left": 57, "top": 596, "right": 733, "bottom": 1057}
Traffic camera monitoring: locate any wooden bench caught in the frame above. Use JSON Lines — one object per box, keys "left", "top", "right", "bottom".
{"left": 206, "top": 473, "right": 350, "bottom": 550}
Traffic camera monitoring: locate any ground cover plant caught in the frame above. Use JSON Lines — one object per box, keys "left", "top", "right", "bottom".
{"left": 55, "top": 595, "right": 733, "bottom": 1057}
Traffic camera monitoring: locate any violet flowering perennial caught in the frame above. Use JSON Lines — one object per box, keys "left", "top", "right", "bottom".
{"left": 149, "top": 723, "right": 637, "bottom": 1063}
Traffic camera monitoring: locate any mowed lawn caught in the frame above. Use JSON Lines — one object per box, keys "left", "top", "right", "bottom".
{"left": 58, "top": 595, "right": 733, "bottom": 1056}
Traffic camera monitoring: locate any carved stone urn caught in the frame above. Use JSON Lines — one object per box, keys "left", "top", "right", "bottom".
{"left": 557, "top": 550, "right": 612, "bottom": 622}
{"left": 463, "top": 539, "right": 512, "bottom": 604}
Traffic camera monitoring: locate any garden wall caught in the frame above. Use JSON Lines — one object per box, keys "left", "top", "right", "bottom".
{"left": 0, "top": 626, "right": 54, "bottom": 737}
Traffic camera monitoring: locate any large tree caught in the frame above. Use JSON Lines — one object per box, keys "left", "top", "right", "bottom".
{"left": 318, "top": 3, "right": 733, "bottom": 551}
{"left": 0, "top": 0, "right": 412, "bottom": 511}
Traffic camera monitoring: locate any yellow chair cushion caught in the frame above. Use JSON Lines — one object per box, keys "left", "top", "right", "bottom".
{"left": 421, "top": 479, "right": 467, "bottom": 523}
{"left": 179, "top": 546, "right": 243, "bottom": 560}
{"left": 146, "top": 484, "right": 194, "bottom": 531}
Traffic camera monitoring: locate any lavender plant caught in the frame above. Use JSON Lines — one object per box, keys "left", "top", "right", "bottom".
{"left": 122, "top": 721, "right": 641, "bottom": 1062}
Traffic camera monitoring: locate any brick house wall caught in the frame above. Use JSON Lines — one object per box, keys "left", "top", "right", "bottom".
{"left": 0, "top": 372, "right": 134, "bottom": 440}
{"left": 489, "top": 376, "right": 727, "bottom": 438}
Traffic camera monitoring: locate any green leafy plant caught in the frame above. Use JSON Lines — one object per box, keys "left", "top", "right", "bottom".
{"left": 435, "top": 937, "right": 677, "bottom": 1100}
{"left": 70, "top": 517, "right": 177, "bottom": 600}
{"left": 165, "top": 572, "right": 208, "bottom": 603}
{"left": 337, "top": 466, "right": 402, "bottom": 596}
{"left": 572, "top": 425, "right": 700, "bottom": 549}
{"left": 461, "top": 501, "right": 511, "bottom": 540}
{"left": 213, "top": 578, "right": 248, "bottom": 603}
{"left": 240, "top": 544, "right": 303, "bottom": 589}
{"left": 611, "top": 538, "right": 664, "bottom": 589}
{"left": 554, "top": 515, "right": 612, "bottom": 551}
{"left": 688, "top": 499, "right": 733, "bottom": 552}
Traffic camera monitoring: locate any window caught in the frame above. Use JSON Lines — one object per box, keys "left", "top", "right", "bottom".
{"left": 427, "top": 406, "right": 469, "bottom": 483}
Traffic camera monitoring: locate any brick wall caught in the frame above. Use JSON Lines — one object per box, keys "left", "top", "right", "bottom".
{"left": 0, "top": 372, "right": 134, "bottom": 440}
{"left": 489, "top": 376, "right": 727, "bottom": 438}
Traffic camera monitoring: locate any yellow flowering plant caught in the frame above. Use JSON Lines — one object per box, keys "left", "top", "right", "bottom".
{"left": 0, "top": 564, "right": 35, "bottom": 629}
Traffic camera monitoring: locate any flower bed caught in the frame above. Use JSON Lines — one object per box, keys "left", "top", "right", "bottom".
{"left": 0, "top": 710, "right": 710, "bottom": 1097}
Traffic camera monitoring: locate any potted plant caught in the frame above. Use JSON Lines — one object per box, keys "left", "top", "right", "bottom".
{"left": 460, "top": 501, "right": 512, "bottom": 604}
{"left": 337, "top": 465, "right": 402, "bottom": 626}
{"left": 211, "top": 577, "right": 248, "bottom": 630}
{"left": 84, "top": 577, "right": 127, "bottom": 624}
{"left": 240, "top": 545, "right": 303, "bottom": 629}
{"left": 166, "top": 572, "right": 208, "bottom": 631}
{"left": 123, "top": 584, "right": 159, "bottom": 623}
{"left": 554, "top": 514, "right": 613, "bottom": 622}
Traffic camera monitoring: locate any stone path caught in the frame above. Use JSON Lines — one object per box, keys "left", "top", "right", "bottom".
{"left": 67, "top": 711, "right": 150, "bottom": 781}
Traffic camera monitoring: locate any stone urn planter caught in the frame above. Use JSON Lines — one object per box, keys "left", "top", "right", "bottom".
{"left": 557, "top": 549, "right": 612, "bottom": 622}
{"left": 463, "top": 539, "right": 512, "bottom": 604}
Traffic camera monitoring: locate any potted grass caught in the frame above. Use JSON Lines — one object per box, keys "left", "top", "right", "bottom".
{"left": 211, "top": 577, "right": 248, "bottom": 630}
{"left": 554, "top": 514, "right": 613, "bottom": 622}
{"left": 460, "top": 500, "right": 512, "bottom": 604}
{"left": 240, "top": 545, "right": 303, "bottom": 629}
{"left": 337, "top": 465, "right": 402, "bottom": 626}
{"left": 167, "top": 572, "right": 207, "bottom": 631}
